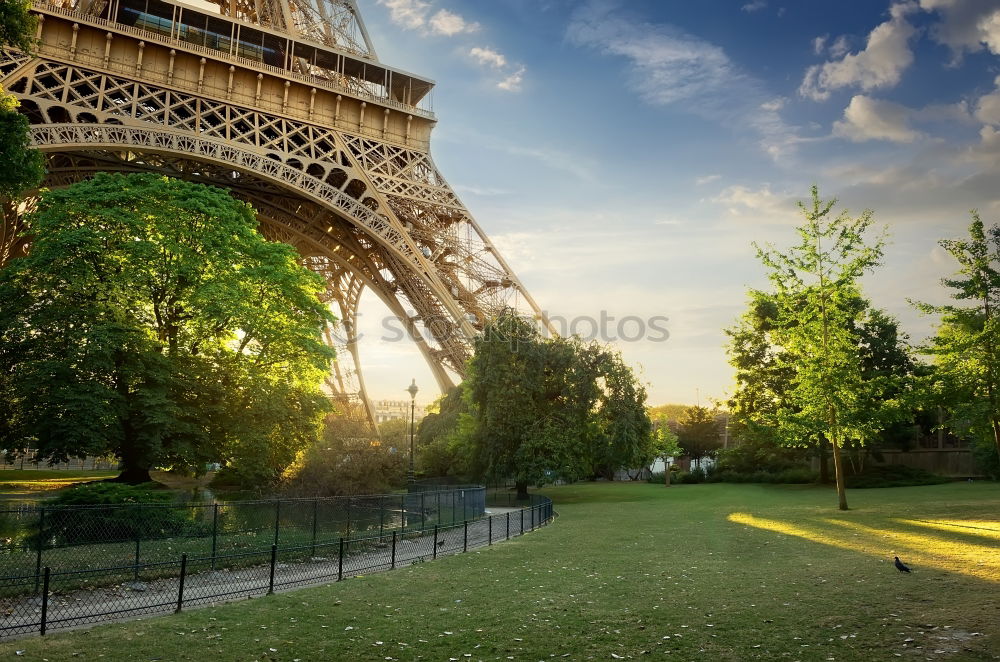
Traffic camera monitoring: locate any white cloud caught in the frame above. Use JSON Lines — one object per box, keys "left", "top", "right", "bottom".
{"left": 975, "top": 76, "right": 1000, "bottom": 125}
{"left": 377, "top": 0, "right": 478, "bottom": 37}
{"left": 377, "top": 0, "right": 429, "bottom": 30}
{"left": 696, "top": 174, "right": 722, "bottom": 185}
{"left": 497, "top": 66, "right": 526, "bottom": 92}
{"left": 829, "top": 35, "right": 851, "bottom": 57}
{"left": 711, "top": 185, "right": 801, "bottom": 223}
{"left": 468, "top": 46, "right": 507, "bottom": 69}
{"left": 800, "top": 2, "right": 919, "bottom": 101}
{"left": 428, "top": 9, "right": 478, "bottom": 36}
{"left": 812, "top": 35, "right": 828, "bottom": 55}
{"left": 833, "top": 95, "right": 923, "bottom": 143}
{"left": 567, "top": 0, "right": 795, "bottom": 157}
{"left": 920, "top": 0, "right": 1000, "bottom": 60}
{"left": 741, "top": 0, "right": 767, "bottom": 12}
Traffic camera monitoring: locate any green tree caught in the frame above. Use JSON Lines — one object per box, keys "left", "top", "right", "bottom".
{"left": 0, "top": 173, "right": 334, "bottom": 484}
{"left": 676, "top": 406, "right": 721, "bottom": 469}
{"left": 914, "top": 213, "right": 1000, "bottom": 476}
{"left": 754, "top": 187, "right": 894, "bottom": 510}
{"left": 650, "top": 416, "right": 681, "bottom": 486}
{"left": 416, "top": 385, "right": 473, "bottom": 479}
{"left": 0, "top": 0, "right": 45, "bottom": 266}
{"left": 588, "top": 348, "right": 654, "bottom": 480}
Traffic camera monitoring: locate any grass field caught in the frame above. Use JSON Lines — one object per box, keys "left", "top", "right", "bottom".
{"left": 2, "top": 482, "right": 998, "bottom": 661}
{"left": 0, "top": 470, "right": 119, "bottom": 497}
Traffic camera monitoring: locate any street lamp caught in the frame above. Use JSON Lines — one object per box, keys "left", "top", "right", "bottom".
{"left": 406, "top": 378, "right": 418, "bottom": 484}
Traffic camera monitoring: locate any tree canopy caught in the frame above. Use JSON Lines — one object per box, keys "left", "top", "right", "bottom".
{"left": 0, "top": 173, "right": 335, "bottom": 484}
{"left": 914, "top": 213, "right": 1000, "bottom": 477}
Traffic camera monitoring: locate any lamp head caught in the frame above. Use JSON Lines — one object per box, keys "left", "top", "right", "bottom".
{"left": 406, "top": 378, "right": 418, "bottom": 399}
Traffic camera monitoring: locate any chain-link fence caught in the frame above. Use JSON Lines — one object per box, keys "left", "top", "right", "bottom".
{"left": 0, "top": 488, "right": 553, "bottom": 638}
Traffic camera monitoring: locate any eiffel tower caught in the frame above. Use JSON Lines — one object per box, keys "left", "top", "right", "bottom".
{"left": 0, "top": 0, "right": 550, "bottom": 429}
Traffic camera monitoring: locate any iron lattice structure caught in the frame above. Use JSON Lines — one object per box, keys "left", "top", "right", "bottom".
{"left": 0, "top": 0, "right": 550, "bottom": 429}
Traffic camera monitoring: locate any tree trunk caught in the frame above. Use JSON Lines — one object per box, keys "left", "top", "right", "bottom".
{"left": 818, "top": 438, "right": 830, "bottom": 483}
{"left": 992, "top": 416, "right": 1000, "bottom": 464}
{"left": 515, "top": 480, "right": 528, "bottom": 500}
{"left": 664, "top": 460, "right": 671, "bottom": 487}
{"left": 830, "top": 409, "right": 848, "bottom": 511}
{"left": 113, "top": 465, "right": 153, "bottom": 484}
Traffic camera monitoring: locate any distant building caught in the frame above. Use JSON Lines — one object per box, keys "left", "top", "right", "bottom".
{"left": 372, "top": 399, "right": 426, "bottom": 424}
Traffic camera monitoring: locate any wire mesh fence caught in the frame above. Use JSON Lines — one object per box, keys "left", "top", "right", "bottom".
{"left": 0, "top": 488, "right": 553, "bottom": 638}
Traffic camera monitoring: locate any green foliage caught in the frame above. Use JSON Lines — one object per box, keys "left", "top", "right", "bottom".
{"left": 843, "top": 464, "right": 950, "bottom": 489}
{"left": 913, "top": 212, "right": 1000, "bottom": 475}
{"left": 40, "top": 481, "right": 203, "bottom": 546}
{"left": 416, "top": 385, "right": 473, "bottom": 479}
{"left": 0, "top": 0, "right": 36, "bottom": 53}
{"left": 463, "top": 311, "right": 652, "bottom": 491}
{"left": 676, "top": 406, "right": 721, "bottom": 465}
{"left": 748, "top": 186, "right": 900, "bottom": 509}
{"left": 714, "top": 437, "right": 809, "bottom": 475}
{"left": 0, "top": 92, "right": 44, "bottom": 199}
{"left": 0, "top": 173, "right": 334, "bottom": 484}
{"left": 282, "top": 415, "right": 405, "bottom": 496}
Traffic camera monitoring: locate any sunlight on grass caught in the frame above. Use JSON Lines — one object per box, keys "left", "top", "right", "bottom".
{"left": 728, "top": 511, "right": 1000, "bottom": 583}
{"left": 897, "top": 518, "right": 1000, "bottom": 541}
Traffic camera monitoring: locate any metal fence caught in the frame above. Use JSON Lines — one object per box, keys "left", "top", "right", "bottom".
{"left": 0, "top": 488, "right": 553, "bottom": 638}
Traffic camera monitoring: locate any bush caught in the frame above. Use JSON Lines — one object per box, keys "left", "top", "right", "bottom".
{"left": 678, "top": 467, "right": 707, "bottom": 484}
{"left": 844, "top": 464, "right": 950, "bottom": 489}
{"left": 39, "top": 482, "right": 203, "bottom": 546}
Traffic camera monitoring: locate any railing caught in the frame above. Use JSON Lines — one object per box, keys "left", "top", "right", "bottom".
{"left": 0, "top": 488, "right": 554, "bottom": 638}
{"left": 31, "top": 1, "right": 436, "bottom": 120}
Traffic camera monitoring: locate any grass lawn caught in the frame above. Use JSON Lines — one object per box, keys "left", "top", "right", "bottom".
{"left": 0, "top": 470, "right": 119, "bottom": 496}
{"left": 2, "top": 481, "right": 999, "bottom": 661}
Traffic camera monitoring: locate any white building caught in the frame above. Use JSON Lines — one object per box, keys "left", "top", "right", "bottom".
{"left": 372, "top": 399, "right": 426, "bottom": 424}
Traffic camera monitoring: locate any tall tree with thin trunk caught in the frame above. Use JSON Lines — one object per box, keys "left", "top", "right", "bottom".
{"left": 754, "top": 187, "right": 889, "bottom": 510}
{"left": 913, "top": 213, "right": 1000, "bottom": 474}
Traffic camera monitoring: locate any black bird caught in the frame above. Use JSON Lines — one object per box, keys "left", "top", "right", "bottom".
{"left": 894, "top": 556, "right": 911, "bottom": 573}
{"left": 436, "top": 539, "right": 446, "bottom": 547}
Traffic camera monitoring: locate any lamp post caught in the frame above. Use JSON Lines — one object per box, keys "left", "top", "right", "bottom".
{"left": 406, "top": 378, "right": 418, "bottom": 484}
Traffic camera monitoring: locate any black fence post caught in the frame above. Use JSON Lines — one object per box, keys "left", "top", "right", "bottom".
{"left": 34, "top": 506, "right": 45, "bottom": 594}
{"left": 311, "top": 499, "right": 319, "bottom": 558}
{"left": 400, "top": 494, "right": 405, "bottom": 532}
{"left": 520, "top": 508, "right": 524, "bottom": 535}
{"left": 338, "top": 537, "right": 344, "bottom": 581}
{"left": 211, "top": 503, "right": 219, "bottom": 571}
{"left": 268, "top": 544, "right": 277, "bottom": 595}
{"left": 133, "top": 503, "right": 142, "bottom": 581}
{"left": 273, "top": 500, "right": 281, "bottom": 548}
{"left": 176, "top": 553, "right": 187, "bottom": 613}
{"left": 421, "top": 492, "right": 426, "bottom": 531}
{"left": 432, "top": 525, "right": 438, "bottom": 559}
{"left": 39, "top": 567, "right": 50, "bottom": 636}
{"left": 506, "top": 511, "right": 510, "bottom": 540}
{"left": 391, "top": 530, "right": 397, "bottom": 569}
{"left": 488, "top": 515, "right": 492, "bottom": 546}
{"left": 531, "top": 505, "right": 535, "bottom": 531}
{"left": 379, "top": 497, "right": 385, "bottom": 539}
{"left": 463, "top": 520, "right": 468, "bottom": 553}
{"left": 437, "top": 491, "right": 441, "bottom": 525}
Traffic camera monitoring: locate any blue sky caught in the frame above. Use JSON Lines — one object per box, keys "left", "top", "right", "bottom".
{"left": 350, "top": 0, "right": 1000, "bottom": 408}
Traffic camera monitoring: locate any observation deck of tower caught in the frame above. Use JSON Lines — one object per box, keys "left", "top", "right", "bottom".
{"left": 0, "top": 0, "right": 551, "bottom": 429}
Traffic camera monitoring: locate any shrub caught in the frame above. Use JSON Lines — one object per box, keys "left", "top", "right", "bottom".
{"left": 844, "top": 464, "right": 950, "bottom": 489}
{"left": 39, "top": 482, "right": 203, "bottom": 546}
{"left": 706, "top": 467, "right": 817, "bottom": 484}
{"left": 678, "top": 467, "right": 706, "bottom": 484}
